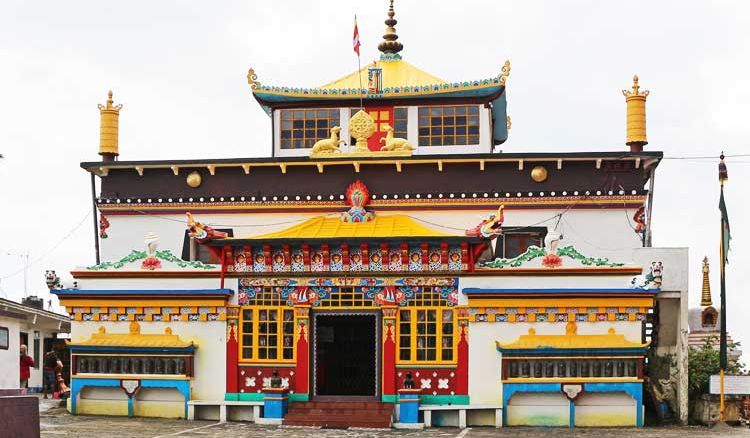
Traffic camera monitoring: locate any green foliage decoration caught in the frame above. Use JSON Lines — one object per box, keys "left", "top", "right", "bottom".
{"left": 86, "top": 249, "right": 216, "bottom": 271}
{"left": 480, "top": 244, "right": 626, "bottom": 269}
{"left": 479, "top": 245, "right": 546, "bottom": 268}
{"left": 555, "top": 245, "right": 625, "bottom": 267}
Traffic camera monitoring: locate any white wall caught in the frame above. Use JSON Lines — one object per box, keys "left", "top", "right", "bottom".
{"left": 75, "top": 277, "right": 223, "bottom": 292}
{"left": 632, "top": 246, "right": 689, "bottom": 424}
{"left": 98, "top": 207, "right": 643, "bottom": 266}
{"left": 0, "top": 317, "right": 21, "bottom": 389}
{"left": 468, "top": 320, "right": 643, "bottom": 405}
{"left": 74, "top": 320, "right": 226, "bottom": 401}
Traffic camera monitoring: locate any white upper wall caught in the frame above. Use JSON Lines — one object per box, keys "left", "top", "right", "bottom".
{"left": 96, "top": 207, "right": 644, "bottom": 267}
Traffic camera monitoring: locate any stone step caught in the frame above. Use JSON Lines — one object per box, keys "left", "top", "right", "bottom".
{"left": 283, "top": 400, "right": 393, "bottom": 428}
{"left": 283, "top": 417, "right": 392, "bottom": 429}
{"left": 291, "top": 401, "right": 386, "bottom": 410}
{"left": 288, "top": 407, "right": 392, "bottom": 415}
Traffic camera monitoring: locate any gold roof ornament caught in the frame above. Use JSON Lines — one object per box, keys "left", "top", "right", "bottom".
{"left": 499, "top": 60, "right": 511, "bottom": 86}
{"left": 70, "top": 323, "right": 195, "bottom": 349}
{"left": 701, "top": 256, "right": 712, "bottom": 307}
{"left": 622, "top": 75, "right": 649, "bottom": 152}
{"left": 310, "top": 111, "right": 414, "bottom": 158}
{"left": 247, "top": 68, "right": 260, "bottom": 90}
{"left": 310, "top": 126, "right": 345, "bottom": 156}
{"left": 496, "top": 322, "right": 650, "bottom": 350}
{"left": 349, "top": 110, "right": 376, "bottom": 152}
{"left": 98, "top": 90, "right": 123, "bottom": 162}
{"left": 379, "top": 124, "right": 414, "bottom": 152}
{"left": 378, "top": 0, "right": 403, "bottom": 59}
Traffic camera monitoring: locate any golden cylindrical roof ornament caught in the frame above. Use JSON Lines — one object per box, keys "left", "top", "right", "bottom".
{"left": 98, "top": 90, "right": 122, "bottom": 161}
{"left": 622, "top": 75, "right": 649, "bottom": 152}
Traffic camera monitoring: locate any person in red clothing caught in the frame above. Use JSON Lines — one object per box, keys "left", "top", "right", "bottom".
{"left": 19, "top": 344, "right": 34, "bottom": 388}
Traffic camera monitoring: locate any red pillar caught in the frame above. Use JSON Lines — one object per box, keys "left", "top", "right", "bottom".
{"left": 295, "top": 306, "right": 311, "bottom": 397}
{"left": 382, "top": 306, "right": 397, "bottom": 400}
{"left": 226, "top": 306, "right": 239, "bottom": 395}
{"left": 456, "top": 307, "right": 469, "bottom": 395}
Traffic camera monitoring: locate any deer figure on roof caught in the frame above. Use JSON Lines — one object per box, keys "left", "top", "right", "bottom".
{"left": 380, "top": 125, "right": 414, "bottom": 151}
{"left": 311, "top": 126, "right": 345, "bottom": 154}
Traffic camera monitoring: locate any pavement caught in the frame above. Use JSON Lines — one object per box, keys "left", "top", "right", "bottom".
{"left": 37, "top": 397, "right": 750, "bottom": 438}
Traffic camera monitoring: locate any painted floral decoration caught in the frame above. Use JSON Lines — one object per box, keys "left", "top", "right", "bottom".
{"left": 141, "top": 257, "right": 162, "bottom": 270}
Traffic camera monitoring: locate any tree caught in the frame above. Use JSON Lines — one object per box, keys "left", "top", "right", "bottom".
{"left": 688, "top": 338, "right": 743, "bottom": 399}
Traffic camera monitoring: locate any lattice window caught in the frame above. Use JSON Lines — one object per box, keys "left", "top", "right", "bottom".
{"left": 280, "top": 109, "right": 341, "bottom": 149}
{"left": 398, "top": 307, "right": 455, "bottom": 364}
{"left": 418, "top": 105, "right": 480, "bottom": 146}
{"left": 393, "top": 107, "right": 408, "bottom": 139}
{"left": 317, "top": 287, "right": 376, "bottom": 308}
{"left": 405, "top": 287, "right": 451, "bottom": 307}
{"left": 241, "top": 309, "right": 254, "bottom": 359}
{"left": 239, "top": 307, "right": 295, "bottom": 362}
{"left": 253, "top": 287, "right": 285, "bottom": 306}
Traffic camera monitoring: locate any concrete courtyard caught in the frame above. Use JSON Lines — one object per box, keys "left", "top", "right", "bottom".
{"left": 37, "top": 398, "right": 750, "bottom": 438}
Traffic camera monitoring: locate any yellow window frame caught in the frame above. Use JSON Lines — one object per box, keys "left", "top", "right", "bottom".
{"left": 239, "top": 306, "right": 296, "bottom": 364}
{"left": 397, "top": 306, "right": 458, "bottom": 365}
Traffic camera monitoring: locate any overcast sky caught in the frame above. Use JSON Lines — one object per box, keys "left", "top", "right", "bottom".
{"left": 1, "top": 0, "right": 748, "bottom": 364}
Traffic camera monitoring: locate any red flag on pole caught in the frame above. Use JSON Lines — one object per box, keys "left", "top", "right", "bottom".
{"left": 353, "top": 16, "right": 361, "bottom": 56}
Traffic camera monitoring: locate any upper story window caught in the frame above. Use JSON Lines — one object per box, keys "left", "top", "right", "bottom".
{"left": 501, "top": 229, "right": 545, "bottom": 259}
{"left": 280, "top": 109, "right": 340, "bottom": 149}
{"left": 393, "top": 107, "right": 408, "bottom": 139}
{"left": 418, "top": 105, "right": 480, "bottom": 146}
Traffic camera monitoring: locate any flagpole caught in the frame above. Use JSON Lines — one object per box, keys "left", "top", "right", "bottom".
{"left": 354, "top": 15, "right": 364, "bottom": 110}
{"left": 718, "top": 152, "right": 729, "bottom": 422}
{"left": 357, "top": 52, "right": 364, "bottom": 110}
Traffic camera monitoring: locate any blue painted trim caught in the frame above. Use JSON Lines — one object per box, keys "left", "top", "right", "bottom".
{"left": 497, "top": 347, "right": 647, "bottom": 355}
{"left": 69, "top": 346, "right": 195, "bottom": 353}
{"left": 141, "top": 379, "right": 191, "bottom": 419}
{"left": 253, "top": 85, "right": 504, "bottom": 105}
{"left": 502, "top": 382, "right": 562, "bottom": 426}
{"left": 463, "top": 288, "right": 659, "bottom": 295}
{"left": 70, "top": 377, "right": 191, "bottom": 419}
{"left": 568, "top": 399, "right": 575, "bottom": 428}
{"left": 502, "top": 381, "right": 644, "bottom": 427}
{"left": 53, "top": 288, "right": 233, "bottom": 297}
{"left": 70, "top": 378, "right": 121, "bottom": 415}
{"left": 583, "top": 382, "right": 643, "bottom": 427}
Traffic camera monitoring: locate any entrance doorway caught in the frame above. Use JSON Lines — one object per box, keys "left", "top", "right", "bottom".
{"left": 314, "top": 313, "right": 377, "bottom": 396}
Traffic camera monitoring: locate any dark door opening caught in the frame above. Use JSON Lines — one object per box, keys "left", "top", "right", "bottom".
{"left": 315, "top": 314, "right": 376, "bottom": 396}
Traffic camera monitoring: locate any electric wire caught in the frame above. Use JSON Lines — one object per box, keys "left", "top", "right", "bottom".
{"left": 0, "top": 211, "right": 91, "bottom": 280}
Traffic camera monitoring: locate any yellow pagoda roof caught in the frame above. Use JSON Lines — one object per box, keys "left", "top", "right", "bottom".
{"left": 243, "top": 214, "right": 455, "bottom": 240}
{"left": 496, "top": 322, "right": 649, "bottom": 350}
{"left": 70, "top": 322, "right": 194, "bottom": 349}
{"left": 320, "top": 59, "right": 446, "bottom": 90}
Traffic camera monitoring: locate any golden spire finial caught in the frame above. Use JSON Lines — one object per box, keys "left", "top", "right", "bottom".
{"left": 622, "top": 74, "right": 649, "bottom": 152}
{"left": 378, "top": 0, "right": 403, "bottom": 59}
{"left": 98, "top": 90, "right": 123, "bottom": 162}
{"left": 701, "top": 256, "right": 712, "bottom": 306}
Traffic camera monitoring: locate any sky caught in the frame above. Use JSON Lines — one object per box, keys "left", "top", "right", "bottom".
{"left": 1, "top": 0, "right": 748, "bottom": 364}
